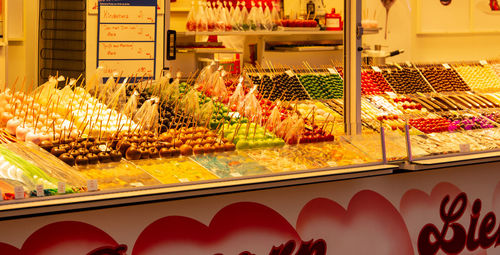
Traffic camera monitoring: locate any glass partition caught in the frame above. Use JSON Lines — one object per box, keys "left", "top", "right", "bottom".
{"left": 358, "top": 0, "right": 500, "bottom": 161}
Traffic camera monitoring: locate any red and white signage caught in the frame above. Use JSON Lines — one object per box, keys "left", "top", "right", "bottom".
{"left": 0, "top": 162, "right": 499, "bottom": 254}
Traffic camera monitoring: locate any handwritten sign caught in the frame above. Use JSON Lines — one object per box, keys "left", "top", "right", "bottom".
{"left": 459, "top": 143, "right": 471, "bottom": 153}
{"left": 100, "top": 6, "right": 156, "bottom": 23}
{"left": 97, "top": 0, "right": 157, "bottom": 80}
{"left": 14, "top": 186, "right": 24, "bottom": 200}
{"left": 36, "top": 184, "right": 44, "bottom": 197}
{"left": 327, "top": 68, "right": 338, "bottom": 75}
{"left": 100, "top": 24, "right": 155, "bottom": 41}
{"left": 99, "top": 60, "right": 155, "bottom": 77}
{"left": 87, "top": 180, "right": 99, "bottom": 192}
{"left": 99, "top": 42, "right": 155, "bottom": 59}
{"left": 285, "top": 70, "right": 295, "bottom": 77}
{"left": 58, "top": 182, "right": 66, "bottom": 194}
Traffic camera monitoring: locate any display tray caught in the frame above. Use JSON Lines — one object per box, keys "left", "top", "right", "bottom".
{"left": 401, "top": 150, "right": 500, "bottom": 170}
{"left": 2, "top": 60, "right": 500, "bottom": 210}
{"left": 0, "top": 163, "right": 396, "bottom": 219}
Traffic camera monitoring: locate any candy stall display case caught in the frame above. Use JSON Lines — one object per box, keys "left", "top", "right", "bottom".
{"left": 0, "top": 136, "right": 385, "bottom": 201}
{"left": 2, "top": 1, "right": 500, "bottom": 253}
{"left": 353, "top": 61, "right": 500, "bottom": 168}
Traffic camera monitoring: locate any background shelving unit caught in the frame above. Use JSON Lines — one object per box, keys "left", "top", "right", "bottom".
{"left": 172, "top": 28, "right": 380, "bottom": 74}
{"left": 0, "top": 0, "right": 7, "bottom": 85}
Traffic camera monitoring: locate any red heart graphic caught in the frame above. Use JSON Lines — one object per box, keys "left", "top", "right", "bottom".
{"left": 21, "top": 221, "right": 121, "bottom": 255}
{"left": 296, "top": 190, "right": 414, "bottom": 254}
{"left": 133, "top": 201, "right": 300, "bottom": 255}
{"left": 0, "top": 242, "right": 21, "bottom": 254}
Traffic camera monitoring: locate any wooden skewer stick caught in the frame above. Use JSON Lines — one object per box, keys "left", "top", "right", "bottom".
{"left": 78, "top": 121, "right": 89, "bottom": 139}
{"left": 320, "top": 113, "right": 331, "bottom": 131}
{"left": 231, "top": 118, "right": 243, "bottom": 144}
{"left": 252, "top": 120, "right": 259, "bottom": 140}
{"left": 9, "top": 77, "right": 19, "bottom": 104}
{"left": 329, "top": 116, "right": 337, "bottom": 135}
{"left": 52, "top": 119, "right": 57, "bottom": 140}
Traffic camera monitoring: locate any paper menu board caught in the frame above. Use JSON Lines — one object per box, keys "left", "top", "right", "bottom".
{"left": 97, "top": 0, "right": 157, "bottom": 80}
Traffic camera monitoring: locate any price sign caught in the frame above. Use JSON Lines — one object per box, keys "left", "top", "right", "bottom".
{"left": 326, "top": 161, "right": 338, "bottom": 167}
{"left": 371, "top": 66, "right": 382, "bottom": 72}
{"left": 179, "top": 178, "right": 190, "bottom": 183}
{"left": 385, "top": 91, "right": 397, "bottom": 97}
{"left": 58, "top": 182, "right": 66, "bottom": 194}
{"left": 459, "top": 144, "right": 471, "bottom": 153}
{"left": 479, "top": 60, "right": 488, "bottom": 66}
{"left": 327, "top": 68, "right": 338, "bottom": 75}
{"left": 87, "top": 180, "right": 98, "bottom": 192}
{"left": 230, "top": 172, "right": 243, "bottom": 177}
{"left": 228, "top": 112, "right": 241, "bottom": 118}
{"left": 442, "top": 63, "right": 451, "bottom": 69}
{"left": 285, "top": 70, "right": 295, "bottom": 77}
{"left": 14, "top": 186, "right": 24, "bottom": 200}
{"left": 97, "top": 0, "right": 157, "bottom": 80}
{"left": 36, "top": 184, "right": 44, "bottom": 197}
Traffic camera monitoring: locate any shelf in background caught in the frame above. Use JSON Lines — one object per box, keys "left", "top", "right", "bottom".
{"left": 268, "top": 45, "right": 343, "bottom": 52}
{"left": 179, "top": 30, "right": 344, "bottom": 36}
{"left": 177, "top": 48, "right": 243, "bottom": 54}
{"left": 179, "top": 27, "right": 380, "bottom": 37}
{"left": 363, "top": 27, "right": 381, "bottom": 35}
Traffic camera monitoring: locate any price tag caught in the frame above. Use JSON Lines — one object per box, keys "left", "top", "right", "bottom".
{"left": 405, "top": 61, "right": 412, "bottom": 67}
{"left": 442, "top": 63, "right": 451, "bottom": 69}
{"left": 371, "top": 66, "right": 382, "bottom": 72}
{"left": 0, "top": 189, "right": 3, "bottom": 201}
{"left": 36, "top": 184, "right": 44, "bottom": 197}
{"left": 98, "top": 144, "right": 107, "bottom": 152}
{"left": 14, "top": 186, "right": 24, "bottom": 200}
{"left": 230, "top": 172, "right": 243, "bottom": 177}
{"left": 326, "top": 161, "right": 338, "bottom": 167}
{"left": 285, "top": 70, "right": 294, "bottom": 77}
{"left": 179, "top": 178, "right": 190, "bottom": 183}
{"left": 87, "top": 180, "right": 98, "bottom": 191}
{"left": 385, "top": 91, "right": 397, "bottom": 97}
{"left": 228, "top": 112, "right": 241, "bottom": 118}
{"left": 459, "top": 144, "right": 471, "bottom": 153}
{"left": 327, "top": 68, "right": 338, "bottom": 75}
{"left": 479, "top": 60, "right": 488, "bottom": 66}
{"left": 352, "top": 159, "right": 365, "bottom": 164}
{"left": 58, "top": 182, "right": 66, "bottom": 194}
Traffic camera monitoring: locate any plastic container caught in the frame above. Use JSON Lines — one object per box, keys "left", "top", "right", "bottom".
{"left": 325, "top": 8, "right": 342, "bottom": 31}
